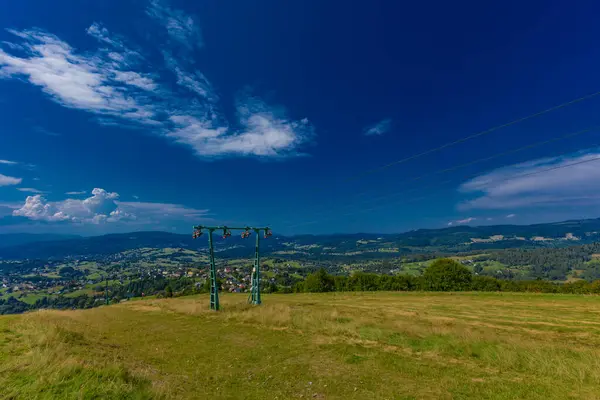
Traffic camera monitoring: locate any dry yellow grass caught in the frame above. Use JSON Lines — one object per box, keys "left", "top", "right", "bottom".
{"left": 2, "top": 292, "right": 600, "bottom": 399}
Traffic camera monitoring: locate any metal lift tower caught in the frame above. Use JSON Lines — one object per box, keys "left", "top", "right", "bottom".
{"left": 192, "top": 225, "right": 272, "bottom": 311}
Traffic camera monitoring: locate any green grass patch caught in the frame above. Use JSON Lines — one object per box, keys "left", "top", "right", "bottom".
{"left": 3, "top": 292, "right": 600, "bottom": 399}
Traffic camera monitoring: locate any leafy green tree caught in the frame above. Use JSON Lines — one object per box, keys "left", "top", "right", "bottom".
{"left": 165, "top": 285, "right": 173, "bottom": 298}
{"left": 334, "top": 275, "right": 348, "bottom": 292}
{"left": 348, "top": 272, "right": 379, "bottom": 291}
{"left": 268, "top": 282, "right": 278, "bottom": 293}
{"left": 303, "top": 268, "right": 334, "bottom": 293}
{"left": 292, "top": 281, "right": 305, "bottom": 293}
{"left": 422, "top": 258, "right": 472, "bottom": 291}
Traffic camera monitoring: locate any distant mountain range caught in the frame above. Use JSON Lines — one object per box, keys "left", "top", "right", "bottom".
{"left": 2, "top": 218, "right": 600, "bottom": 260}
{"left": 0, "top": 233, "right": 80, "bottom": 249}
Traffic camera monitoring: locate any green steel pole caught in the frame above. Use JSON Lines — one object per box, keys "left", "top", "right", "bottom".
{"left": 193, "top": 225, "right": 270, "bottom": 307}
{"left": 251, "top": 229, "right": 261, "bottom": 305}
{"left": 208, "top": 229, "right": 220, "bottom": 311}
{"left": 105, "top": 275, "right": 109, "bottom": 305}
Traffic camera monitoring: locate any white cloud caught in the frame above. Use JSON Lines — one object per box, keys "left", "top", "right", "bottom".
{"left": 364, "top": 118, "right": 392, "bottom": 136}
{"left": 12, "top": 188, "right": 209, "bottom": 226}
{"left": 0, "top": 28, "right": 157, "bottom": 124}
{"left": 0, "top": 18, "right": 313, "bottom": 158}
{"left": 506, "top": 214, "right": 516, "bottom": 218}
{"left": 147, "top": 0, "right": 203, "bottom": 49}
{"left": 13, "top": 188, "right": 132, "bottom": 223}
{"left": 0, "top": 159, "right": 17, "bottom": 165}
{"left": 0, "top": 174, "right": 22, "bottom": 186}
{"left": 12, "top": 195, "right": 68, "bottom": 222}
{"left": 447, "top": 217, "right": 476, "bottom": 226}
{"left": 167, "top": 93, "right": 314, "bottom": 157}
{"left": 17, "top": 187, "right": 46, "bottom": 194}
{"left": 458, "top": 150, "right": 600, "bottom": 210}
{"left": 65, "top": 191, "right": 86, "bottom": 195}
{"left": 112, "top": 71, "right": 157, "bottom": 91}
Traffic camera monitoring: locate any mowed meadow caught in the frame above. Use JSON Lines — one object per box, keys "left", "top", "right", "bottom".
{"left": 2, "top": 292, "right": 600, "bottom": 399}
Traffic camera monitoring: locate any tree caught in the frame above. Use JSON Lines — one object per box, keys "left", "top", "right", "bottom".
{"left": 267, "top": 282, "right": 278, "bottom": 293}
{"left": 165, "top": 285, "right": 173, "bottom": 298}
{"left": 422, "top": 258, "right": 472, "bottom": 291}
{"left": 334, "top": 275, "right": 348, "bottom": 292}
{"left": 348, "top": 272, "right": 379, "bottom": 291}
{"left": 303, "top": 268, "right": 334, "bottom": 293}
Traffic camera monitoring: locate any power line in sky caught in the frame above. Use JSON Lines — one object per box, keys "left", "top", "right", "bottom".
{"left": 277, "top": 90, "right": 600, "bottom": 229}
{"left": 281, "top": 125, "right": 600, "bottom": 228}
{"left": 337, "top": 90, "right": 600, "bottom": 185}
{"left": 286, "top": 145, "right": 600, "bottom": 230}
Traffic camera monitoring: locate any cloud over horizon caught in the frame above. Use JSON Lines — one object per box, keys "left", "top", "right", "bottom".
{"left": 458, "top": 149, "right": 600, "bottom": 211}
{"left": 447, "top": 217, "right": 476, "bottom": 226}
{"left": 10, "top": 188, "right": 209, "bottom": 229}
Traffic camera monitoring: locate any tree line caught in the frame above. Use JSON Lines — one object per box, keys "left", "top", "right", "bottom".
{"left": 5, "top": 258, "right": 600, "bottom": 315}
{"left": 293, "top": 259, "right": 600, "bottom": 294}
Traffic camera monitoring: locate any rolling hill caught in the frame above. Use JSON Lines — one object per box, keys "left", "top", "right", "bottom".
{"left": 0, "top": 233, "right": 80, "bottom": 248}
{"left": 2, "top": 217, "right": 600, "bottom": 260}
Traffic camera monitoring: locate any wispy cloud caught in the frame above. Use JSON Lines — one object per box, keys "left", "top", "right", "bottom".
{"left": 167, "top": 92, "right": 313, "bottom": 157}
{"left": 0, "top": 159, "right": 17, "bottom": 165}
{"left": 0, "top": 3, "right": 313, "bottom": 158}
{"left": 506, "top": 214, "right": 516, "bottom": 218}
{"left": 85, "top": 22, "right": 141, "bottom": 58}
{"left": 364, "top": 118, "right": 392, "bottom": 136}
{"left": 447, "top": 217, "right": 476, "bottom": 226}
{"left": 0, "top": 174, "right": 22, "bottom": 186}
{"left": 17, "top": 187, "right": 46, "bottom": 194}
{"left": 0, "top": 28, "right": 157, "bottom": 123}
{"left": 146, "top": 0, "right": 203, "bottom": 49}
{"left": 34, "top": 126, "right": 61, "bottom": 136}
{"left": 65, "top": 191, "right": 86, "bottom": 195}
{"left": 12, "top": 187, "right": 209, "bottom": 226}
{"left": 458, "top": 149, "right": 600, "bottom": 210}
{"left": 0, "top": 202, "right": 20, "bottom": 218}
{"left": 117, "top": 201, "right": 209, "bottom": 220}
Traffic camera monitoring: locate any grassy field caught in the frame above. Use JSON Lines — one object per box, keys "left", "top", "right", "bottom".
{"left": 2, "top": 292, "right": 600, "bottom": 399}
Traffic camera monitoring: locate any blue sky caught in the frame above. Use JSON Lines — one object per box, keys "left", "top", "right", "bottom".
{"left": 3, "top": 0, "right": 600, "bottom": 236}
